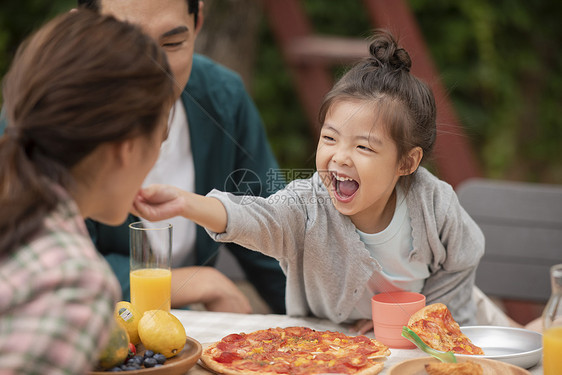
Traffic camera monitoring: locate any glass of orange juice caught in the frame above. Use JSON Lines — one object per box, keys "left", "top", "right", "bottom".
{"left": 129, "top": 221, "right": 172, "bottom": 316}
{"left": 542, "top": 263, "right": 562, "bottom": 375}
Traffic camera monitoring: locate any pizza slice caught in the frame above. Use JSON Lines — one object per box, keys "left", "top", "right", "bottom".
{"left": 407, "top": 303, "right": 484, "bottom": 355}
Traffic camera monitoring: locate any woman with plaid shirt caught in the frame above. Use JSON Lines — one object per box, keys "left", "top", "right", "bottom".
{"left": 0, "top": 10, "right": 175, "bottom": 374}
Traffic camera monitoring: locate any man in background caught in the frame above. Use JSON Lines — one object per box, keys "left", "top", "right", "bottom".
{"left": 77, "top": 0, "right": 286, "bottom": 313}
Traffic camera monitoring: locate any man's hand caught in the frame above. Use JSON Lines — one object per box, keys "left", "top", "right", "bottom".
{"left": 171, "top": 266, "right": 252, "bottom": 313}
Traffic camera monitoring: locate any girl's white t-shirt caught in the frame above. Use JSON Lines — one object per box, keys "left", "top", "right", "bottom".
{"left": 350, "top": 186, "right": 430, "bottom": 320}
{"left": 142, "top": 100, "right": 197, "bottom": 268}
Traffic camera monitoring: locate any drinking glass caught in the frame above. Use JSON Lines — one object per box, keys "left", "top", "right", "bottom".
{"left": 371, "top": 291, "right": 426, "bottom": 348}
{"left": 542, "top": 263, "right": 562, "bottom": 375}
{"left": 129, "top": 221, "right": 172, "bottom": 316}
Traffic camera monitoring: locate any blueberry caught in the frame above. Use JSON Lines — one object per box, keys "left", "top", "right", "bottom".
{"left": 153, "top": 353, "right": 166, "bottom": 365}
{"left": 108, "top": 367, "right": 122, "bottom": 372}
{"left": 130, "top": 355, "right": 144, "bottom": 366}
{"left": 143, "top": 357, "right": 158, "bottom": 368}
{"left": 154, "top": 364, "right": 163, "bottom": 367}
{"left": 144, "top": 350, "right": 155, "bottom": 358}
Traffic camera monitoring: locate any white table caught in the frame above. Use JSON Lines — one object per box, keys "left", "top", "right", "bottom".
{"left": 171, "top": 310, "right": 543, "bottom": 374}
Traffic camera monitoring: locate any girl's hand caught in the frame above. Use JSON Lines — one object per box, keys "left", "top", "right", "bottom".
{"left": 133, "top": 184, "right": 228, "bottom": 233}
{"left": 132, "top": 184, "right": 186, "bottom": 221}
{"left": 353, "top": 319, "right": 374, "bottom": 335}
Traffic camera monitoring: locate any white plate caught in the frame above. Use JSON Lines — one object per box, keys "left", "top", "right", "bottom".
{"left": 458, "top": 326, "right": 542, "bottom": 369}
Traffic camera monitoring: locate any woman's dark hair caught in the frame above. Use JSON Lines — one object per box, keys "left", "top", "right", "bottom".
{"left": 0, "top": 10, "right": 174, "bottom": 255}
{"left": 318, "top": 29, "right": 436, "bottom": 186}
{"left": 77, "top": 0, "right": 200, "bottom": 26}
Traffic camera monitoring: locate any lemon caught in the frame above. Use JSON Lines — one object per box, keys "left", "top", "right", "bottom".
{"left": 138, "top": 310, "right": 186, "bottom": 358}
{"left": 97, "top": 320, "right": 130, "bottom": 370}
{"left": 114, "top": 301, "right": 141, "bottom": 345}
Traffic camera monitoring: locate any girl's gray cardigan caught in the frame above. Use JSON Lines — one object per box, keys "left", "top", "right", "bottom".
{"left": 207, "top": 167, "right": 484, "bottom": 325}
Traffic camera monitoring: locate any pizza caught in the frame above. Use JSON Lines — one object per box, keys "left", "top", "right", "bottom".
{"left": 407, "top": 303, "right": 484, "bottom": 355}
{"left": 200, "top": 326, "right": 391, "bottom": 375}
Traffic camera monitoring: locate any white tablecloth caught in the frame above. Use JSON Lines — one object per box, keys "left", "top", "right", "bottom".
{"left": 171, "top": 310, "right": 543, "bottom": 374}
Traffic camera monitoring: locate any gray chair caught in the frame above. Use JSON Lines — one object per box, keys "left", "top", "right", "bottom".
{"left": 456, "top": 178, "right": 562, "bottom": 323}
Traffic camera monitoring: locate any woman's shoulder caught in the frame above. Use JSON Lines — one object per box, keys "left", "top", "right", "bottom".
{"left": 8, "top": 197, "right": 119, "bottom": 294}
{"left": 35, "top": 196, "right": 108, "bottom": 267}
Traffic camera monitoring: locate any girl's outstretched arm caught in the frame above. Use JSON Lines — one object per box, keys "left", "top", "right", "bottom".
{"left": 132, "top": 184, "right": 227, "bottom": 233}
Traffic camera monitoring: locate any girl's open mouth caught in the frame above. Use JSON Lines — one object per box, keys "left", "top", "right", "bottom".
{"left": 332, "top": 172, "right": 359, "bottom": 202}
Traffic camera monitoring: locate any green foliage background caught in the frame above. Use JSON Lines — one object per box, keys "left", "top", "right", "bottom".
{"left": 254, "top": 0, "right": 562, "bottom": 184}
{"left": 1, "top": 0, "right": 561, "bottom": 184}
{"left": 0, "top": 1, "right": 75, "bottom": 82}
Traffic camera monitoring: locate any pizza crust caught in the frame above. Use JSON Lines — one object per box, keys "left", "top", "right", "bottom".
{"left": 352, "top": 362, "right": 385, "bottom": 375}
{"left": 201, "top": 354, "right": 385, "bottom": 375}
{"left": 407, "top": 302, "right": 447, "bottom": 326}
{"left": 201, "top": 343, "right": 281, "bottom": 375}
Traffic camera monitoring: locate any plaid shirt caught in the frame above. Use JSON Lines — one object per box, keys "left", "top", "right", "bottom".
{"left": 0, "top": 194, "right": 121, "bottom": 374}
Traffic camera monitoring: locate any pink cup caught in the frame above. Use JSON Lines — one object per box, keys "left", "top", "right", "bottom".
{"left": 371, "top": 291, "right": 426, "bottom": 348}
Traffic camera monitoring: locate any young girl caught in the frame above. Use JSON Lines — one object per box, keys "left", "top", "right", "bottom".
{"left": 133, "top": 30, "right": 484, "bottom": 329}
{"left": 0, "top": 10, "right": 174, "bottom": 373}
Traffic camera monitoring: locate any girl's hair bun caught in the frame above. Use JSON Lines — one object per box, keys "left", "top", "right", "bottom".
{"left": 368, "top": 30, "right": 411, "bottom": 72}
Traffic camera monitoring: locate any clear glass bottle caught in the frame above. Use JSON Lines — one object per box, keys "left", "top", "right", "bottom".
{"left": 542, "top": 263, "right": 562, "bottom": 375}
